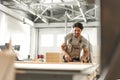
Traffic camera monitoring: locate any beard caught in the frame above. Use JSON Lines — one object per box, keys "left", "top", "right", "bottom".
{"left": 74, "top": 33, "right": 80, "bottom": 38}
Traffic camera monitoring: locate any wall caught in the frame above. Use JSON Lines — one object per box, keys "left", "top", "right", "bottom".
{"left": 0, "top": 11, "right": 31, "bottom": 60}
{"left": 0, "top": 12, "right": 7, "bottom": 45}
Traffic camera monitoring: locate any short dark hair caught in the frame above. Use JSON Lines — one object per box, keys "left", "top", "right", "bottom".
{"left": 73, "top": 22, "right": 83, "bottom": 30}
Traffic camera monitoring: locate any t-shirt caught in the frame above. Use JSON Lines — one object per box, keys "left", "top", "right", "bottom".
{"left": 64, "top": 33, "right": 89, "bottom": 59}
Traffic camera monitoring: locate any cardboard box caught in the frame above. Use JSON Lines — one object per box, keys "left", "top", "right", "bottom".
{"left": 46, "top": 52, "right": 62, "bottom": 62}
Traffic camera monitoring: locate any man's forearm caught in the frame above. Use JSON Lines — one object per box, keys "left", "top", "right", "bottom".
{"left": 83, "top": 48, "right": 89, "bottom": 58}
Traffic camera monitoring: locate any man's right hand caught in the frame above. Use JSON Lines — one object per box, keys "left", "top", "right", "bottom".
{"left": 61, "top": 42, "right": 72, "bottom": 62}
{"left": 65, "top": 54, "right": 72, "bottom": 62}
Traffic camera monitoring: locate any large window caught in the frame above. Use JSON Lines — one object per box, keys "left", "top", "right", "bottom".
{"left": 39, "top": 28, "right": 66, "bottom": 54}
{"left": 56, "top": 34, "right": 65, "bottom": 47}
{"left": 40, "top": 34, "right": 54, "bottom": 47}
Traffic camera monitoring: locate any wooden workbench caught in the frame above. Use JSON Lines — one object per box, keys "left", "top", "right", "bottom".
{"left": 15, "top": 61, "right": 99, "bottom": 80}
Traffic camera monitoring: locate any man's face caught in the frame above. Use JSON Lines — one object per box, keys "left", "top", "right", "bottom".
{"left": 73, "top": 27, "right": 82, "bottom": 38}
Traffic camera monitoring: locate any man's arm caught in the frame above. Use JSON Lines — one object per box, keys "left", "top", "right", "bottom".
{"left": 81, "top": 48, "right": 89, "bottom": 63}
{"left": 61, "top": 43, "right": 71, "bottom": 62}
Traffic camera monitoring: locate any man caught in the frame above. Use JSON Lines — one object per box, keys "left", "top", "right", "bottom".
{"left": 61, "top": 22, "right": 92, "bottom": 63}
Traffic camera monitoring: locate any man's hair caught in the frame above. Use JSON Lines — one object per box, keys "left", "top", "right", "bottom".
{"left": 73, "top": 22, "right": 83, "bottom": 30}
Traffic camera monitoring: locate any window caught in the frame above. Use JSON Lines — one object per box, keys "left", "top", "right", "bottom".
{"left": 40, "top": 34, "right": 54, "bottom": 47}
{"left": 56, "top": 34, "right": 65, "bottom": 47}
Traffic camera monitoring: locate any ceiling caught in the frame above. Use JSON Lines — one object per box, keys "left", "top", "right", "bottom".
{"left": 1, "top": 0, "right": 98, "bottom": 24}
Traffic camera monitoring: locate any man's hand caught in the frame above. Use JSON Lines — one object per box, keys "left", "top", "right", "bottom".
{"left": 81, "top": 56, "right": 87, "bottom": 63}
{"left": 61, "top": 42, "right": 72, "bottom": 62}
{"left": 65, "top": 54, "right": 72, "bottom": 62}
{"left": 81, "top": 48, "right": 89, "bottom": 63}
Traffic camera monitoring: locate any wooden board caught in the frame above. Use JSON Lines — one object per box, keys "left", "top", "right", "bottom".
{"left": 46, "top": 52, "right": 63, "bottom": 62}
{"left": 0, "top": 50, "right": 16, "bottom": 80}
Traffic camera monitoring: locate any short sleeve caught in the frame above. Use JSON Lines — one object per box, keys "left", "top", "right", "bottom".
{"left": 82, "top": 36, "right": 89, "bottom": 49}
{"left": 64, "top": 33, "right": 73, "bottom": 45}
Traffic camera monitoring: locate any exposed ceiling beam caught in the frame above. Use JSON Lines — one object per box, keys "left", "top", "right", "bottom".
{"left": 44, "top": 16, "right": 62, "bottom": 21}
{"left": 66, "top": 12, "right": 73, "bottom": 20}
{"left": 75, "top": 0, "right": 87, "bottom": 22}
{"left": 36, "top": 1, "right": 92, "bottom": 6}
{"left": 0, "top": 4, "right": 34, "bottom": 26}
{"left": 40, "top": 1, "right": 78, "bottom": 6}
{"left": 72, "top": 15, "right": 82, "bottom": 20}
{"left": 85, "top": 7, "right": 96, "bottom": 14}
{"left": 56, "top": 5, "right": 80, "bottom": 14}
{"left": 12, "top": 0, "right": 49, "bottom": 23}
{"left": 34, "top": 6, "right": 50, "bottom": 22}
{"left": 3, "top": 0, "right": 96, "bottom": 24}
{"left": 35, "top": 21, "right": 100, "bottom": 28}
{"left": 12, "top": 0, "right": 36, "bottom": 15}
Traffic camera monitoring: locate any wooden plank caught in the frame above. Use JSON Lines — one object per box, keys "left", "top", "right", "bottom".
{"left": 0, "top": 50, "right": 16, "bottom": 80}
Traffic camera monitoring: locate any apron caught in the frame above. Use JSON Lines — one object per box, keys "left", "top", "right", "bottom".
{"left": 66, "top": 36, "right": 83, "bottom": 61}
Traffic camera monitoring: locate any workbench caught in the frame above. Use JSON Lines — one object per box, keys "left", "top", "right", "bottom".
{"left": 15, "top": 61, "right": 99, "bottom": 80}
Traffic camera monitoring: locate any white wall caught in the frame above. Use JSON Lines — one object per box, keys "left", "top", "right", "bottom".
{"left": 0, "top": 11, "right": 31, "bottom": 60}
{"left": 0, "top": 12, "right": 8, "bottom": 45}
{"left": 30, "top": 28, "right": 38, "bottom": 59}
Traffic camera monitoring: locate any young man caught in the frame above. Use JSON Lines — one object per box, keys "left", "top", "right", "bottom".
{"left": 61, "top": 22, "right": 92, "bottom": 63}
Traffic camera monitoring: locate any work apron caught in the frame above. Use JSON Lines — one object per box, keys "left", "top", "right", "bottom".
{"left": 66, "top": 37, "right": 83, "bottom": 62}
